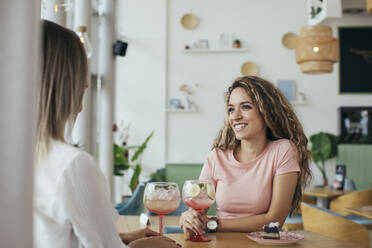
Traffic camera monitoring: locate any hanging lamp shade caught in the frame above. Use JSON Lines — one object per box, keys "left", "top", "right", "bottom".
{"left": 295, "top": 25, "right": 339, "bottom": 74}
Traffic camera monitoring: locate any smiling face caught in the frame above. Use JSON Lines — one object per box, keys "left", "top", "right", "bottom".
{"left": 228, "top": 87, "right": 267, "bottom": 141}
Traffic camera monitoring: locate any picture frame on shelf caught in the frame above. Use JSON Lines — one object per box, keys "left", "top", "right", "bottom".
{"left": 277, "top": 79, "right": 296, "bottom": 102}
{"left": 169, "top": 98, "right": 182, "bottom": 110}
{"left": 339, "top": 106, "right": 372, "bottom": 144}
{"left": 198, "top": 39, "right": 209, "bottom": 49}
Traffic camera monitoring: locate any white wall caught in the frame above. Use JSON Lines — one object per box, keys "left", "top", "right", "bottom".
{"left": 115, "top": 0, "right": 372, "bottom": 188}
{"left": 115, "top": 0, "right": 167, "bottom": 190}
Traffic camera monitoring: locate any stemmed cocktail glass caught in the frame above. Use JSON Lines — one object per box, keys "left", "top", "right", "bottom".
{"left": 182, "top": 179, "right": 215, "bottom": 242}
{"left": 143, "top": 182, "right": 180, "bottom": 235}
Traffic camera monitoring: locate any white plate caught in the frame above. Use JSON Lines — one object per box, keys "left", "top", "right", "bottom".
{"left": 247, "top": 231, "right": 304, "bottom": 246}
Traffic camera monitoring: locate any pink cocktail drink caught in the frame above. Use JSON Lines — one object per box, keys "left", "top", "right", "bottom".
{"left": 143, "top": 182, "right": 180, "bottom": 235}
{"left": 182, "top": 180, "right": 216, "bottom": 242}
{"left": 144, "top": 199, "right": 180, "bottom": 215}
{"left": 183, "top": 193, "right": 214, "bottom": 210}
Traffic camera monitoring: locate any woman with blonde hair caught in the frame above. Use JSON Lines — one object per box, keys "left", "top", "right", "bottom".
{"left": 34, "top": 20, "right": 178, "bottom": 248}
{"left": 180, "top": 76, "right": 311, "bottom": 235}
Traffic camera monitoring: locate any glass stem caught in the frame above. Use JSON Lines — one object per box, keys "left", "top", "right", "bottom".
{"left": 159, "top": 214, "right": 164, "bottom": 235}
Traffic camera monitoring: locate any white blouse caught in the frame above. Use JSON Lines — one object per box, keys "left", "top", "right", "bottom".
{"left": 34, "top": 141, "right": 126, "bottom": 248}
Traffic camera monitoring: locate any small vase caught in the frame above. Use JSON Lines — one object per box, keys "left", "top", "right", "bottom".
{"left": 233, "top": 43, "right": 241, "bottom": 48}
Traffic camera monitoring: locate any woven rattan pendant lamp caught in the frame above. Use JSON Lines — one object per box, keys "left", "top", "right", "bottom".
{"left": 295, "top": 25, "right": 339, "bottom": 74}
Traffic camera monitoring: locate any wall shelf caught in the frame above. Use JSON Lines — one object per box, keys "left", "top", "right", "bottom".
{"left": 166, "top": 108, "right": 197, "bottom": 113}
{"left": 183, "top": 48, "right": 247, "bottom": 54}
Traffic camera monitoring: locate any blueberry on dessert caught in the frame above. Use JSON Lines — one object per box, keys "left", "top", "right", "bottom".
{"left": 262, "top": 222, "right": 280, "bottom": 239}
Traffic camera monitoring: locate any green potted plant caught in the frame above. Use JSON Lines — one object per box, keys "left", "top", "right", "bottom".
{"left": 114, "top": 130, "right": 154, "bottom": 193}
{"left": 309, "top": 132, "right": 339, "bottom": 186}
{"left": 233, "top": 39, "right": 241, "bottom": 48}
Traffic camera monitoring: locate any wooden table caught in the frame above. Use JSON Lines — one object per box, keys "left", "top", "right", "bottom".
{"left": 346, "top": 206, "right": 372, "bottom": 220}
{"left": 303, "top": 187, "right": 350, "bottom": 208}
{"left": 117, "top": 216, "right": 359, "bottom": 248}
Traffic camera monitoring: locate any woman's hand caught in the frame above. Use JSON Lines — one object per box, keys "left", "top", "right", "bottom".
{"left": 179, "top": 209, "right": 208, "bottom": 237}
{"left": 120, "top": 228, "right": 160, "bottom": 244}
{"left": 127, "top": 236, "right": 180, "bottom": 248}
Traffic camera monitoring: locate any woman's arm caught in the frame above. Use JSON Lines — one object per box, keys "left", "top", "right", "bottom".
{"left": 218, "top": 172, "right": 298, "bottom": 232}
{"left": 57, "top": 153, "right": 127, "bottom": 247}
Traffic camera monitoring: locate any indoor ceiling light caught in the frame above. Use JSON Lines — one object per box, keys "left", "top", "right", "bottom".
{"left": 295, "top": 25, "right": 339, "bottom": 74}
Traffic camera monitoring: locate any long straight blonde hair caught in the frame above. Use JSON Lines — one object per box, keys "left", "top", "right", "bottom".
{"left": 37, "top": 20, "right": 88, "bottom": 160}
{"left": 213, "top": 76, "right": 312, "bottom": 212}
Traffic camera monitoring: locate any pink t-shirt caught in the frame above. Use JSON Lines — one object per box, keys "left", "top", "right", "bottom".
{"left": 199, "top": 139, "right": 300, "bottom": 219}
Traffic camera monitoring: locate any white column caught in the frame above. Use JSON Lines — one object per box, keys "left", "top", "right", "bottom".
{"left": 72, "top": 0, "right": 92, "bottom": 153}
{"left": 0, "top": 1, "right": 40, "bottom": 247}
{"left": 98, "top": 0, "right": 115, "bottom": 200}
{"left": 41, "top": 0, "right": 66, "bottom": 26}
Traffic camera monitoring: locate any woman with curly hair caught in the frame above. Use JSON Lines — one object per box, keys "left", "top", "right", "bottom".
{"left": 180, "top": 76, "right": 311, "bottom": 235}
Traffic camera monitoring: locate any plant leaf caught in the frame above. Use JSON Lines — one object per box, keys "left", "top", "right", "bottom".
{"left": 310, "top": 132, "right": 332, "bottom": 163}
{"left": 130, "top": 164, "right": 142, "bottom": 193}
{"left": 131, "top": 131, "right": 154, "bottom": 162}
{"left": 113, "top": 144, "right": 130, "bottom": 176}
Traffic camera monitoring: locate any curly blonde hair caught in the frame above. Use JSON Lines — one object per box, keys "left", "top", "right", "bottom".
{"left": 213, "top": 76, "right": 312, "bottom": 212}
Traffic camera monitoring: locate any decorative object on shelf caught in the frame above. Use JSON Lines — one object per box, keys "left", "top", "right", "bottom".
{"left": 241, "top": 61, "right": 258, "bottom": 76}
{"left": 76, "top": 26, "right": 93, "bottom": 58}
{"left": 199, "top": 39, "right": 209, "bottom": 49}
{"left": 179, "top": 84, "right": 197, "bottom": 110}
{"left": 219, "top": 33, "right": 234, "bottom": 49}
{"left": 282, "top": 32, "right": 298, "bottom": 49}
{"left": 169, "top": 98, "right": 182, "bottom": 110}
{"left": 181, "top": 13, "right": 199, "bottom": 30}
{"left": 296, "top": 92, "right": 307, "bottom": 105}
{"left": 339, "top": 27, "right": 372, "bottom": 93}
{"left": 277, "top": 80, "right": 296, "bottom": 102}
{"left": 339, "top": 106, "right": 372, "bottom": 144}
{"left": 295, "top": 25, "right": 338, "bottom": 74}
{"left": 233, "top": 39, "right": 241, "bottom": 48}
{"left": 310, "top": 132, "right": 339, "bottom": 187}
{"left": 192, "top": 39, "right": 209, "bottom": 49}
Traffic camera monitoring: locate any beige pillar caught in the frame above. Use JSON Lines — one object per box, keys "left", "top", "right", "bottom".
{"left": 0, "top": 1, "right": 40, "bottom": 247}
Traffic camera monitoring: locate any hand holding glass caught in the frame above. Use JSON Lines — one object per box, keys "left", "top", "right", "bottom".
{"left": 182, "top": 180, "right": 215, "bottom": 242}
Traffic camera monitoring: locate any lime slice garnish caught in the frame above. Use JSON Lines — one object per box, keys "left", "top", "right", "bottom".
{"left": 187, "top": 184, "right": 201, "bottom": 198}
{"left": 206, "top": 184, "right": 215, "bottom": 200}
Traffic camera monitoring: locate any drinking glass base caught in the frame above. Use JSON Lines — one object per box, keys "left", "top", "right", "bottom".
{"left": 187, "top": 234, "right": 211, "bottom": 242}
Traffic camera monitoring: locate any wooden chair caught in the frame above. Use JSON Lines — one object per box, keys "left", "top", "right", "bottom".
{"left": 301, "top": 202, "right": 370, "bottom": 247}
{"left": 330, "top": 189, "right": 372, "bottom": 229}
{"left": 330, "top": 189, "right": 372, "bottom": 215}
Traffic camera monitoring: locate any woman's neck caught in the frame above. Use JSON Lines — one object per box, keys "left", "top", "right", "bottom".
{"left": 235, "top": 136, "right": 268, "bottom": 163}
